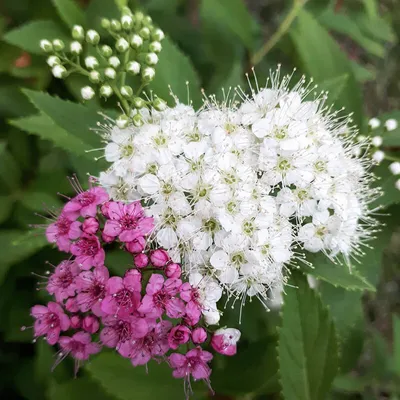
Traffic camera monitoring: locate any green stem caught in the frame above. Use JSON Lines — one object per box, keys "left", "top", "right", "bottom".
{"left": 251, "top": 0, "right": 308, "bottom": 66}
{"left": 111, "top": 83, "right": 131, "bottom": 115}
{"left": 136, "top": 82, "right": 147, "bottom": 97}
{"left": 121, "top": 48, "right": 131, "bottom": 87}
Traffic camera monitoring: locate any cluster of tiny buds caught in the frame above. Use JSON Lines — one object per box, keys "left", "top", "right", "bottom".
{"left": 40, "top": 6, "right": 165, "bottom": 127}
{"left": 364, "top": 117, "right": 400, "bottom": 190}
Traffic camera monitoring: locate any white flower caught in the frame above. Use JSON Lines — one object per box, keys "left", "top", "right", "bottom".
{"left": 85, "top": 56, "right": 99, "bottom": 70}
{"left": 368, "top": 118, "right": 381, "bottom": 129}
{"left": 385, "top": 118, "right": 398, "bottom": 131}
{"left": 70, "top": 41, "right": 82, "bottom": 54}
{"left": 81, "top": 86, "right": 95, "bottom": 100}
{"left": 389, "top": 162, "right": 400, "bottom": 175}
{"left": 372, "top": 136, "right": 383, "bottom": 147}
{"left": 372, "top": 150, "right": 385, "bottom": 163}
{"left": 52, "top": 65, "right": 66, "bottom": 78}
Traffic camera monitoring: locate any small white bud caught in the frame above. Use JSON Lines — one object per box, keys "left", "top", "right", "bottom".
{"left": 385, "top": 118, "right": 398, "bottom": 131}
{"left": 389, "top": 162, "right": 400, "bottom": 175}
{"left": 130, "top": 34, "right": 143, "bottom": 49}
{"left": 372, "top": 150, "right": 385, "bottom": 164}
{"left": 89, "top": 70, "right": 101, "bottom": 84}
{"left": 368, "top": 118, "right": 381, "bottom": 129}
{"left": 153, "top": 97, "right": 167, "bottom": 111}
{"left": 142, "top": 67, "right": 155, "bottom": 82}
{"left": 52, "top": 65, "right": 67, "bottom": 78}
{"left": 116, "top": 114, "right": 129, "bottom": 128}
{"left": 395, "top": 179, "right": 400, "bottom": 191}
{"left": 116, "top": 38, "right": 129, "bottom": 53}
{"left": 72, "top": 25, "right": 85, "bottom": 41}
{"left": 145, "top": 52, "right": 158, "bottom": 65}
{"left": 70, "top": 41, "right": 82, "bottom": 55}
{"left": 105, "top": 67, "right": 116, "bottom": 80}
{"left": 52, "top": 39, "right": 65, "bottom": 51}
{"left": 86, "top": 29, "right": 100, "bottom": 45}
{"left": 85, "top": 56, "right": 99, "bottom": 70}
{"left": 40, "top": 39, "right": 53, "bottom": 52}
{"left": 47, "top": 56, "right": 60, "bottom": 67}
{"left": 127, "top": 61, "right": 141, "bottom": 75}
{"left": 100, "top": 85, "right": 113, "bottom": 98}
{"left": 108, "top": 56, "right": 121, "bottom": 68}
{"left": 121, "top": 85, "right": 133, "bottom": 98}
{"left": 149, "top": 41, "right": 162, "bottom": 53}
{"left": 81, "top": 86, "right": 95, "bottom": 100}
{"left": 371, "top": 136, "right": 382, "bottom": 147}
{"left": 139, "top": 27, "right": 150, "bottom": 39}
{"left": 152, "top": 28, "right": 165, "bottom": 42}
{"left": 121, "top": 15, "right": 133, "bottom": 29}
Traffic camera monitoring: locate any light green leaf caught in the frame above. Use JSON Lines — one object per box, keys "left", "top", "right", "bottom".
{"left": 51, "top": 0, "right": 85, "bottom": 28}
{"left": 355, "top": 13, "right": 396, "bottom": 43}
{"left": 372, "top": 162, "right": 400, "bottom": 209}
{"left": 351, "top": 61, "right": 375, "bottom": 83}
{"left": 20, "top": 191, "right": 63, "bottom": 211}
{"left": 394, "top": 315, "right": 400, "bottom": 376}
{"left": 315, "top": 74, "right": 348, "bottom": 104}
{"left": 0, "top": 142, "right": 21, "bottom": 191}
{"left": 0, "top": 196, "right": 14, "bottom": 224}
{"left": 208, "top": 62, "right": 245, "bottom": 98}
{"left": 290, "top": 9, "right": 363, "bottom": 129}
{"left": 86, "top": 353, "right": 185, "bottom": 399}
{"left": 3, "top": 20, "right": 70, "bottom": 55}
{"left": 278, "top": 271, "right": 339, "bottom": 400}
{"left": 85, "top": 0, "right": 120, "bottom": 34}
{"left": 114, "top": 0, "right": 128, "bottom": 11}
{"left": 362, "top": 0, "right": 378, "bottom": 19}
{"left": 149, "top": 37, "right": 201, "bottom": 107}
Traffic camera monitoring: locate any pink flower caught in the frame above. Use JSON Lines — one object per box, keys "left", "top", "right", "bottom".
{"left": 138, "top": 274, "right": 185, "bottom": 319}
{"left": 101, "top": 201, "right": 112, "bottom": 218}
{"left": 168, "top": 325, "right": 191, "bottom": 350}
{"left": 102, "top": 232, "right": 114, "bottom": 243}
{"left": 100, "top": 315, "right": 149, "bottom": 357}
{"left": 70, "top": 315, "right": 82, "bottom": 329}
{"left": 75, "top": 265, "right": 109, "bottom": 316}
{"left": 126, "top": 236, "right": 146, "bottom": 253}
{"left": 134, "top": 253, "right": 148, "bottom": 268}
{"left": 150, "top": 249, "right": 169, "bottom": 267}
{"left": 63, "top": 187, "right": 109, "bottom": 219}
{"left": 103, "top": 201, "right": 154, "bottom": 242}
{"left": 130, "top": 321, "right": 172, "bottom": 366}
{"left": 82, "top": 315, "right": 99, "bottom": 334}
{"left": 165, "top": 263, "right": 181, "bottom": 279}
{"left": 46, "top": 214, "right": 81, "bottom": 252}
{"left": 31, "top": 302, "right": 70, "bottom": 345}
{"left": 58, "top": 331, "right": 101, "bottom": 360}
{"left": 101, "top": 270, "right": 142, "bottom": 317}
{"left": 169, "top": 347, "right": 213, "bottom": 382}
{"left": 46, "top": 261, "right": 80, "bottom": 302}
{"left": 70, "top": 234, "right": 105, "bottom": 270}
{"left": 211, "top": 328, "right": 241, "bottom": 356}
{"left": 65, "top": 297, "right": 79, "bottom": 313}
{"left": 192, "top": 327, "right": 207, "bottom": 344}
{"left": 180, "top": 283, "right": 202, "bottom": 325}
{"left": 82, "top": 217, "right": 99, "bottom": 234}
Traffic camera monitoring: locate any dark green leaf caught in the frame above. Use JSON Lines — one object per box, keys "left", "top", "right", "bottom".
{"left": 85, "top": 0, "right": 120, "bottom": 35}
{"left": 278, "top": 271, "right": 339, "bottom": 400}
{"left": 106, "top": 250, "right": 133, "bottom": 276}
{"left": 51, "top": 0, "right": 85, "bottom": 28}
{"left": 316, "top": 74, "right": 348, "bottom": 104}
{"left": 0, "top": 142, "right": 21, "bottom": 191}
{"left": 0, "top": 196, "right": 13, "bottom": 224}
{"left": 393, "top": 315, "right": 400, "bottom": 376}
{"left": 20, "top": 191, "right": 63, "bottom": 211}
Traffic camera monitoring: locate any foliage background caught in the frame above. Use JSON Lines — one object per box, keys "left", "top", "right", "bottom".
{"left": 0, "top": 0, "right": 400, "bottom": 399}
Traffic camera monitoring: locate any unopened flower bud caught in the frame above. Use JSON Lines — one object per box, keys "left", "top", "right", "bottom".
{"left": 133, "top": 97, "right": 145, "bottom": 109}
{"left": 82, "top": 315, "right": 99, "bottom": 333}
{"left": 143, "top": 16, "right": 153, "bottom": 26}
{"left": 139, "top": 27, "right": 150, "bottom": 39}
{"left": 125, "top": 236, "right": 145, "bottom": 253}
{"left": 192, "top": 327, "right": 207, "bottom": 344}
{"left": 150, "top": 249, "right": 170, "bottom": 267}
{"left": 70, "top": 41, "right": 82, "bottom": 55}
{"left": 81, "top": 86, "right": 95, "bottom": 100}
{"left": 100, "top": 84, "right": 113, "bottom": 98}
{"left": 47, "top": 56, "right": 60, "bottom": 67}
{"left": 65, "top": 298, "right": 79, "bottom": 313}
{"left": 165, "top": 263, "right": 181, "bottom": 278}
{"left": 70, "top": 315, "right": 81, "bottom": 329}
{"left": 72, "top": 25, "right": 85, "bottom": 41}
{"left": 149, "top": 41, "right": 162, "bottom": 53}
{"left": 108, "top": 56, "right": 120, "bottom": 68}
{"left": 153, "top": 97, "right": 167, "bottom": 111}
{"left": 142, "top": 67, "right": 155, "bottom": 82}
{"left": 52, "top": 65, "right": 67, "bottom": 78}
{"left": 86, "top": 29, "right": 100, "bottom": 45}
{"left": 389, "top": 162, "right": 400, "bottom": 175}
{"left": 105, "top": 67, "right": 116, "bottom": 80}
{"left": 396, "top": 179, "right": 400, "bottom": 191}
{"left": 102, "top": 232, "right": 114, "bottom": 243}
{"left": 89, "top": 70, "right": 101, "bottom": 84}
{"left": 385, "top": 118, "right": 398, "bottom": 131}
{"left": 134, "top": 11, "right": 144, "bottom": 23}
{"left": 368, "top": 118, "right": 381, "bottom": 130}
{"left": 40, "top": 39, "right": 53, "bottom": 53}
{"left": 110, "top": 19, "right": 121, "bottom": 32}
{"left": 83, "top": 217, "right": 99, "bottom": 234}
{"left": 127, "top": 61, "right": 141, "bottom": 75}
{"left": 130, "top": 34, "right": 143, "bottom": 49}
{"left": 116, "top": 37, "right": 129, "bottom": 53}
{"left": 121, "top": 85, "right": 133, "bottom": 98}
{"left": 371, "top": 136, "right": 382, "bottom": 147}
{"left": 116, "top": 114, "right": 129, "bottom": 128}
{"left": 145, "top": 52, "right": 158, "bottom": 65}
{"left": 372, "top": 150, "right": 385, "bottom": 164}
{"left": 134, "top": 253, "right": 149, "bottom": 268}
{"left": 101, "top": 18, "right": 111, "bottom": 30}
{"left": 100, "top": 45, "right": 113, "bottom": 58}
{"left": 121, "top": 15, "right": 133, "bottom": 30}
{"left": 211, "top": 328, "right": 241, "bottom": 356}
{"left": 52, "top": 39, "right": 65, "bottom": 51}
{"left": 132, "top": 113, "right": 143, "bottom": 127}
{"left": 85, "top": 56, "right": 99, "bottom": 70}
{"left": 152, "top": 28, "right": 165, "bottom": 41}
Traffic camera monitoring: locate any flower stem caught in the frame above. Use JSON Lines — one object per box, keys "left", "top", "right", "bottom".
{"left": 251, "top": 0, "right": 308, "bottom": 66}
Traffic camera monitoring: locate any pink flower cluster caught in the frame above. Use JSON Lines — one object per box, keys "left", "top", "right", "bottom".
{"left": 30, "top": 183, "right": 240, "bottom": 398}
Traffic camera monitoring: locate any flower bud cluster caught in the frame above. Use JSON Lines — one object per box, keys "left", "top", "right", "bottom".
{"left": 29, "top": 180, "right": 240, "bottom": 396}
{"left": 40, "top": 6, "right": 165, "bottom": 124}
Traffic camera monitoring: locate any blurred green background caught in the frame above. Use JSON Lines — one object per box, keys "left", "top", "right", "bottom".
{"left": 1, "top": 0, "right": 400, "bottom": 399}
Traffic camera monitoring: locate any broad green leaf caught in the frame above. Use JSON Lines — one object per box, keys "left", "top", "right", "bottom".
{"left": 114, "top": 0, "right": 128, "bottom": 11}
{"left": 22, "top": 89, "right": 104, "bottom": 149}
{"left": 10, "top": 113, "right": 89, "bottom": 157}
{"left": 290, "top": 9, "right": 363, "bottom": 129}
{"left": 85, "top": 0, "right": 120, "bottom": 34}
{"left": 3, "top": 20, "right": 70, "bottom": 55}
{"left": 86, "top": 352, "right": 185, "bottom": 399}
{"left": 278, "top": 271, "right": 339, "bottom": 400}
{"left": 51, "top": 0, "right": 85, "bottom": 28}
{"left": 0, "top": 196, "right": 13, "bottom": 224}
{"left": 20, "top": 191, "right": 63, "bottom": 211}
{"left": 0, "top": 85, "right": 37, "bottom": 117}
{"left": 0, "top": 142, "right": 21, "bottom": 191}
{"left": 149, "top": 37, "right": 201, "bottom": 107}
{"left": 355, "top": 13, "right": 396, "bottom": 43}
{"left": 394, "top": 315, "right": 400, "bottom": 376}
{"left": 351, "top": 61, "right": 375, "bottom": 83}
{"left": 372, "top": 163, "right": 400, "bottom": 211}
{"left": 208, "top": 62, "right": 245, "bottom": 98}
{"left": 315, "top": 74, "right": 348, "bottom": 104}
{"left": 305, "top": 253, "right": 374, "bottom": 291}
{"left": 362, "top": 0, "right": 378, "bottom": 18}
{"left": 106, "top": 250, "right": 133, "bottom": 276}
{"left": 333, "top": 374, "right": 367, "bottom": 393}
{"left": 48, "top": 377, "right": 116, "bottom": 400}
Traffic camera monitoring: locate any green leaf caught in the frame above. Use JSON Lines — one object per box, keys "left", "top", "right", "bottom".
{"left": 51, "top": 0, "right": 85, "bottom": 28}
{"left": 208, "top": 62, "right": 245, "bottom": 98}
{"left": 149, "top": 37, "right": 201, "bottom": 107}
{"left": 3, "top": 20, "right": 70, "bottom": 55}
{"left": 362, "top": 0, "right": 378, "bottom": 18}
{"left": 0, "top": 196, "right": 13, "bottom": 224}
{"left": 86, "top": 353, "right": 185, "bottom": 399}
{"left": 0, "top": 142, "right": 21, "bottom": 191}
{"left": 114, "top": 0, "right": 128, "bottom": 11}
{"left": 106, "top": 250, "right": 133, "bottom": 276}
{"left": 372, "top": 163, "right": 400, "bottom": 209}
{"left": 85, "top": 0, "right": 120, "bottom": 34}
{"left": 393, "top": 315, "right": 400, "bottom": 376}
{"left": 201, "top": 0, "right": 255, "bottom": 49}
{"left": 22, "top": 89, "right": 104, "bottom": 149}
{"left": 278, "top": 271, "right": 339, "bottom": 400}
{"left": 20, "top": 191, "right": 63, "bottom": 211}
{"left": 305, "top": 253, "right": 374, "bottom": 291}
{"left": 315, "top": 74, "right": 348, "bottom": 104}
{"left": 290, "top": 9, "right": 363, "bottom": 129}
{"left": 351, "top": 61, "right": 375, "bottom": 83}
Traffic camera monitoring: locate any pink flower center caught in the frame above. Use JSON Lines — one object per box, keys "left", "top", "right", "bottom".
{"left": 56, "top": 216, "right": 71, "bottom": 235}
{"left": 120, "top": 215, "right": 139, "bottom": 230}
{"left": 154, "top": 290, "right": 169, "bottom": 308}
{"left": 45, "top": 312, "right": 60, "bottom": 328}
{"left": 56, "top": 268, "right": 74, "bottom": 288}
{"left": 115, "top": 289, "right": 135, "bottom": 309}
{"left": 77, "top": 192, "right": 95, "bottom": 206}
{"left": 90, "top": 282, "right": 105, "bottom": 300}
{"left": 69, "top": 340, "right": 86, "bottom": 354}
{"left": 116, "top": 320, "right": 132, "bottom": 342}
{"left": 77, "top": 237, "right": 99, "bottom": 256}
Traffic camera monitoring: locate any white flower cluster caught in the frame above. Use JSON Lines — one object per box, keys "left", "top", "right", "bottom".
{"left": 98, "top": 72, "right": 378, "bottom": 315}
